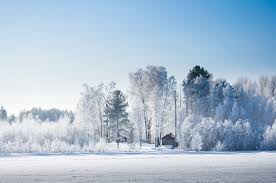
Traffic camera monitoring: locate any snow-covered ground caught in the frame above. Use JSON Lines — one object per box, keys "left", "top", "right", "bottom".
{"left": 0, "top": 151, "right": 276, "bottom": 183}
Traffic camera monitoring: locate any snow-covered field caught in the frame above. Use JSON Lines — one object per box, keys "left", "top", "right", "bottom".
{"left": 0, "top": 151, "right": 276, "bottom": 183}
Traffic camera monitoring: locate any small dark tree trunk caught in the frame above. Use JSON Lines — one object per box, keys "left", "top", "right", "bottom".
{"left": 99, "top": 111, "right": 103, "bottom": 138}
{"left": 116, "top": 116, "right": 119, "bottom": 149}
{"left": 144, "top": 116, "right": 148, "bottom": 142}
{"left": 174, "top": 90, "right": 177, "bottom": 139}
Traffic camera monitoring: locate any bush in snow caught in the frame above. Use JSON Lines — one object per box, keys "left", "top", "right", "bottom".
{"left": 190, "top": 132, "right": 202, "bottom": 151}
{"left": 178, "top": 115, "right": 256, "bottom": 151}
{"left": 221, "top": 119, "right": 254, "bottom": 151}
{"left": 178, "top": 115, "right": 199, "bottom": 150}
{"left": 0, "top": 117, "right": 94, "bottom": 153}
{"left": 94, "top": 138, "right": 109, "bottom": 153}
{"left": 261, "top": 120, "right": 276, "bottom": 150}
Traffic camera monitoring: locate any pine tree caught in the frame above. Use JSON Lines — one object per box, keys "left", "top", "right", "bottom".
{"left": 0, "top": 106, "right": 7, "bottom": 121}
{"left": 183, "top": 66, "right": 212, "bottom": 117}
{"left": 186, "top": 65, "right": 211, "bottom": 83}
{"left": 104, "top": 90, "right": 130, "bottom": 149}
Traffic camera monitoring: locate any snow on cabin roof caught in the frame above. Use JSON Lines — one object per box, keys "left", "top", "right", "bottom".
{"left": 162, "top": 133, "right": 176, "bottom": 140}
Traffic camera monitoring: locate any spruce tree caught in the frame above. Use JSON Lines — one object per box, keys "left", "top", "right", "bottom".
{"left": 0, "top": 106, "right": 7, "bottom": 121}
{"left": 186, "top": 65, "right": 211, "bottom": 83}
{"left": 104, "top": 90, "right": 130, "bottom": 149}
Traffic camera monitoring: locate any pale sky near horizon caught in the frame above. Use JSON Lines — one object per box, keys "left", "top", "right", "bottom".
{"left": 0, "top": 0, "right": 275, "bottom": 114}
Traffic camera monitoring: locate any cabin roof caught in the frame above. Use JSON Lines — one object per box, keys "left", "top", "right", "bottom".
{"left": 162, "top": 133, "right": 175, "bottom": 140}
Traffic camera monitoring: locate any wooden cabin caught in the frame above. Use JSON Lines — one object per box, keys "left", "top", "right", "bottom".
{"left": 161, "top": 133, "right": 178, "bottom": 148}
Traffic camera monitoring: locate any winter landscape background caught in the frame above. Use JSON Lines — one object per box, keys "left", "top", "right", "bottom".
{"left": 0, "top": 65, "right": 276, "bottom": 152}
{"left": 0, "top": 0, "right": 275, "bottom": 182}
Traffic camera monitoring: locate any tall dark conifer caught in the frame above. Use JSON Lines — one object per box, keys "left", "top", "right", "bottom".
{"left": 104, "top": 90, "right": 130, "bottom": 149}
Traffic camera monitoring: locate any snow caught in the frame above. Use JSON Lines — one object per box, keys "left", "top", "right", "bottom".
{"left": 0, "top": 151, "right": 276, "bottom": 183}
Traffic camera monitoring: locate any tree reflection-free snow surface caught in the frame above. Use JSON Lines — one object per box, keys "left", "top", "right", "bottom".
{"left": 0, "top": 152, "right": 276, "bottom": 183}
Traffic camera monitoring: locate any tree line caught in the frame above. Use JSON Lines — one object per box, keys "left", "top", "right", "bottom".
{"left": 1, "top": 65, "right": 276, "bottom": 151}
{"left": 75, "top": 65, "right": 276, "bottom": 150}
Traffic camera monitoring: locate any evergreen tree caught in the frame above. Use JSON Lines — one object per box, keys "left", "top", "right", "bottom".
{"left": 187, "top": 65, "right": 211, "bottom": 83}
{"left": 8, "top": 114, "right": 16, "bottom": 124}
{"left": 104, "top": 90, "right": 130, "bottom": 149}
{"left": 183, "top": 66, "right": 212, "bottom": 117}
{"left": 0, "top": 106, "right": 7, "bottom": 121}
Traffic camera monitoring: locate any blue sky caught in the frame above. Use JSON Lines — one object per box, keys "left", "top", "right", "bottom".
{"left": 0, "top": 0, "right": 275, "bottom": 114}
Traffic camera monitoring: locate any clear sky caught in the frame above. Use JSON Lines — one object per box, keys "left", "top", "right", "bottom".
{"left": 0, "top": 0, "right": 275, "bottom": 114}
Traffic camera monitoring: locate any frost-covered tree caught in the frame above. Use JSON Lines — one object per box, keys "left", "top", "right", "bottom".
{"left": 178, "top": 115, "right": 199, "bottom": 150}
{"left": 191, "top": 132, "right": 203, "bottom": 151}
{"left": 129, "top": 65, "right": 176, "bottom": 146}
{"left": 183, "top": 66, "right": 212, "bottom": 117}
{"left": 261, "top": 120, "right": 276, "bottom": 150}
{"left": 76, "top": 83, "right": 111, "bottom": 144}
{"left": 128, "top": 100, "right": 144, "bottom": 148}
{"left": 269, "top": 76, "right": 276, "bottom": 99}
{"left": 257, "top": 76, "right": 276, "bottom": 99}
{"left": 213, "top": 81, "right": 237, "bottom": 121}
{"left": 178, "top": 65, "right": 276, "bottom": 151}
{"left": 129, "top": 67, "right": 153, "bottom": 143}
